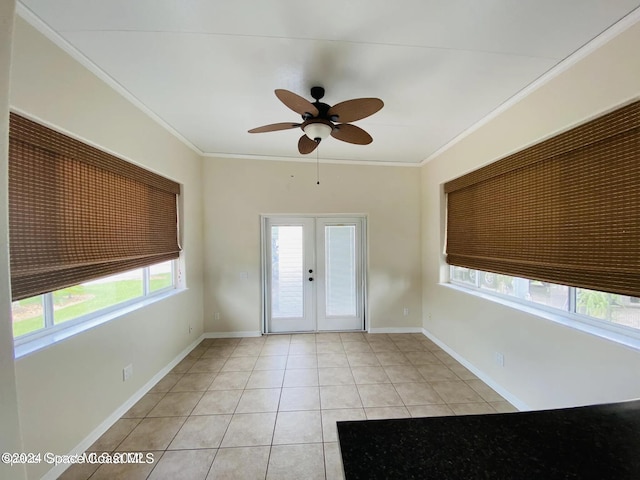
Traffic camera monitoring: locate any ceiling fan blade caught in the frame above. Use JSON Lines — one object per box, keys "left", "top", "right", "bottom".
{"left": 298, "top": 135, "right": 319, "bottom": 154}
{"left": 330, "top": 123, "right": 373, "bottom": 145}
{"left": 327, "top": 98, "right": 383, "bottom": 123}
{"left": 248, "top": 122, "right": 300, "bottom": 133}
{"left": 275, "top": 89, "right": 319, "bottom": 117}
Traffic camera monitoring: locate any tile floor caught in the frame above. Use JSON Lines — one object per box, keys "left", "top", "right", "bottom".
{"left": 60, "top": 332, "right": 516, "bottom": 479}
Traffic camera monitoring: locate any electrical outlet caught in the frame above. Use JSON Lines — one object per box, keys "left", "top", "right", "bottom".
{"left": 123, "top": 364, "right": 133, "bottom": 381}
{"left": 403, "top": 307, "right": 409, "bottom": 316}
{"left": 494, "top": 352, "right": 505, "bottom": 367}
{"left": 214, "top": 312, "right": 221, "bottom": 320}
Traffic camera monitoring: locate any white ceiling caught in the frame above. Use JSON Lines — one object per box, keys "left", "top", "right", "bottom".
{"left": 18, "top": 0, "right": 640, "bottom": 165}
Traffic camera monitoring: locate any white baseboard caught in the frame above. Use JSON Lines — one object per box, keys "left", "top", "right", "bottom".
{"left": 204, "top": 331, "right": 262, "bottom": 338}
{"left": 369, "top": 327, "right": 423, "bottom": 334}
{"left": 48, "top": 327, "right": 525, "bottom": 478}
{"left": 421, "top": 328, "right": 531, "bottom": 412}
{"left": 44, "top": 334, "right": 206, "bottom": 480}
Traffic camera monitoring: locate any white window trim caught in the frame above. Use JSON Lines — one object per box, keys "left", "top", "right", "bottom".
{"left": 13, "top": 261, "right": 183, "bottom": 359}
{"left": 445, "top": 272, "right": 640, "bottom": 352}
{"left": 14, "top": 289, "right": 186, "bottom": 359}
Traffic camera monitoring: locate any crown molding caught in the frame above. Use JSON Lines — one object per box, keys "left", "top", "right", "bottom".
{"left": 201, "top": 151, "right": 421, "bottom": 167}
{"left": 16, "top": 2, "right": 639, "bottom": 168}
{"left": 9, "top": 106, "right": 185, "bottom": 181}
{"left": 420, "top": 6, "right": 640, "bottom": 166}
{"left": 16, "top": 2, "right": 205, "bottom": 157}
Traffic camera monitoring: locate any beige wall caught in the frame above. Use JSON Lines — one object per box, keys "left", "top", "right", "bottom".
{"left": 6, "top": 3, "right": 640, "bottom": 478}
{"left": 0, "top": 2, "right": 26, "bottom": 480}
{"left": 203, "top": 157, "right": 422, "bottom": 333}
{"left": 421, "top": 19, "right": 640, "bottom": 410}
{"left": 9, "top": 17, "right": 205, "bottom": 479}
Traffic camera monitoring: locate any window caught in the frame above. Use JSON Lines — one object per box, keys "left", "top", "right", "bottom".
{"left": 8, "top": 114, "right": 183, "bottom": 352}
{"left": 8, "top": 113, "right": 181, "bottom": 302}
{"left": 450, "top": 266, "right": 640, "bottom": 334}
{"left": 149, "top": 261, "right": 174, "bottom": 292}
{"left": 576, "top": 288, "right": 640, "bottom": 331}
{"left": 12, "top": 260, "right": 175, "bottom": 340}
{"left": 444, "top": 100, "right": 639, "bottom": 341}
{"left": 445, "top": 100, "right": 640, "bottom": 300}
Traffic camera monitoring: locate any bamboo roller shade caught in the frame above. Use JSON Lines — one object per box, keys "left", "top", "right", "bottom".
{"left": 445, "top": 100, "right": 640, "bottom": 298}
{"left": 8, "top": 113, "right": 181, "bottom": 301}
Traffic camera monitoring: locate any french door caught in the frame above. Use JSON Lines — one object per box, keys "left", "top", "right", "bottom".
{"left": 262, "top": 216, "right": 366, "bottom": 333}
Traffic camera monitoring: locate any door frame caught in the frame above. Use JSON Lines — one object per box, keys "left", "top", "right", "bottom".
{"left": 260, "top": 214, "right": 368, "bottom": 334}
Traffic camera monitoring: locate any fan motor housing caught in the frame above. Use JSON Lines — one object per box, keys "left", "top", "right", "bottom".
{"left": 306, "top": 86, "right": 335, "bottom": 121}
{"left": 304, "top": 102, "right": 331, "bottom": 120}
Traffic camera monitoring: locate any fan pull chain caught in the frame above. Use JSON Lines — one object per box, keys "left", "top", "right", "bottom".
{"left": 316, "top": 144, "right": 320, "bottom": 185}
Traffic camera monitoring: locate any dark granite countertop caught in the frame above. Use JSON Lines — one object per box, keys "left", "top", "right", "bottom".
{"left": 337, "top": 399, "right": 640, "bottom": 480}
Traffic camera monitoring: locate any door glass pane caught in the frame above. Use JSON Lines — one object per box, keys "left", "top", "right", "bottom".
{"left": 271, "top": 226, "right": 304, "bottom": 318}
{"left": 325, "top": 225, "right": 356, "bottom": 316}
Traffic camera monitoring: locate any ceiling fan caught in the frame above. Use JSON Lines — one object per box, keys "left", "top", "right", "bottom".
{"left": 248, "top": 87, "right": 384, "bottom": 154}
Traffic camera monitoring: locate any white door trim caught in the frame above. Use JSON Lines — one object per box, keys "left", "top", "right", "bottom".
{"left": 261, "top": 214, "right": 367, "bottom": 334}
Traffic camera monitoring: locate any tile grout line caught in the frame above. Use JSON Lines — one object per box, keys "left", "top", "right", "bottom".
{"left": 264, "top": 336, "right": 290, "bottom": 480}
{"left": 159, "top": 347, "right": 213, "bottom": 480}
{"left": 74, "top": 333, "right": 513, "bottom": 480}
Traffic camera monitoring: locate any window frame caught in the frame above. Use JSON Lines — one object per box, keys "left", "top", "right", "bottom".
{"left": 12, "top": 260, "right": 179, "bottom": 356}
{"left": 444, "top": 100, "right": 640, "bottom": 300}
{"left": 448, "top": 266, "right": 640, "bottom": 349}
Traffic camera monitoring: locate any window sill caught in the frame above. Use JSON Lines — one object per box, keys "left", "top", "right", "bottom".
{"left": 14, "top": 288, "right": 187, "bottom": 359}
{"left": 440, "top": 282, "right": 640, "bottom": 352}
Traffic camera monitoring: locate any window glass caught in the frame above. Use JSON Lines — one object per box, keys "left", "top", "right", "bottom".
{"left": 450, "top": 267, "right": 637, "bottom": 333}
{"left": 528, "top": 281, "right": 569, "bottom": 310}
{"left": 450, "top": 266, "right": 477, "bottom": 287}
{"left": 577, "top": 288, "right": 640, "bottom": 330}
{"left": 53, "top": 269, "right": 144, "bottom": 325}
{"left": 150, "top": 260, "right": 173, "bottom": 292}
{"left": 12, "top": 295, "right": 45, "bottom": 337}
{"left": 325, "top": 225, "right": 357, "bottom": 316}
{"left": 478, "top": 272, "right": 513, "bottom": 294}
{"left": 271, "top": 226, "right": 304, "bottom": 318}
{"left": 12, "top": 261, "right": 175, "bottom": 341}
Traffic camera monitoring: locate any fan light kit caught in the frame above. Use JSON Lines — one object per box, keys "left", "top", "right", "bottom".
{"left": 303, "top": 122, "right": 332, "bottom": 142}
{"left": 248, "top": 86, "right": 384, "bottom": 155}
